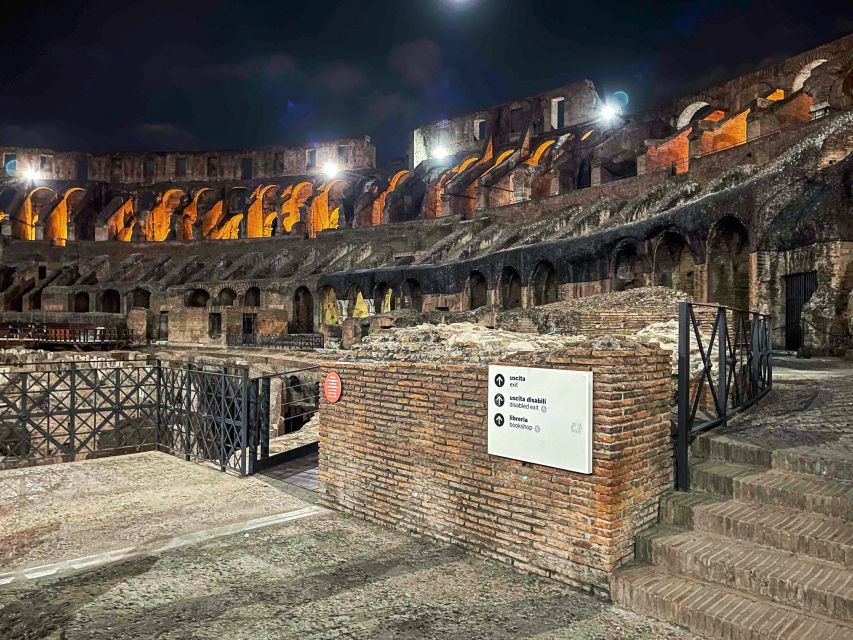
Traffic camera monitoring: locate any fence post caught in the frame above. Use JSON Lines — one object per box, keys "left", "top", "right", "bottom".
{"left": 261, "top": 376, "right": 271, "bottom": 462}
{"left": 69, "top": 362, "right": 77, "bottom": 456}
{"left": 184, "top": 363, "right": 192, "bottom": 461}
{"left": 718, "top": 308, "right": 728, "bottom": 428}
{"left": 155, "top": 360, "right": 162, "bottom": 448}
{"left": 220, "top": 366, "right": 227, "bottom": 472}
{"left": 240, "top": 366, "right": 249, "bottom": 477}
{"left": 676, "top": 302, "right": 690, "bottom": 491}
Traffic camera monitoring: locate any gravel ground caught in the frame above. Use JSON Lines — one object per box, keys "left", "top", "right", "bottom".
{"left": 0, "top": 452, "right": 306, "bottom": 571}
{"left": 0, "top": 510, "right": 697, "bottom": 640}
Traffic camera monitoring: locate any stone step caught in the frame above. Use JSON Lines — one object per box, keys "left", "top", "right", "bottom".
{"left": 692, "top": 433, "right": 772, "bottom": 468}
{"left": 733, "top": 468, "right": 853, "bottom": 521}
{"left": 611, "top": 565, "right": 853, "bottom": 640}
{"left": 677, "top": 497, "right": 853, "bottom": 567}
{"left": 658, "top": 490, "right": 724, "bottom": 528}
{"left": 772, "top": 447, "right": 853, "bottom": 483}
{"left": 689, "top": 460, "right": 765, "bottom": 498}
{"left": 637, "top": 525, "right": 853, "bottom": 621}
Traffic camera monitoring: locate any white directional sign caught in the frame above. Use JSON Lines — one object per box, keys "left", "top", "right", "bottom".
{"left": 487, "top": 365, "right": 593, "bottom": 473}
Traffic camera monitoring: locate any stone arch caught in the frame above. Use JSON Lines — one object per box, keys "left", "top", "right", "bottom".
{"left": 499, "top": 266, "right": 523, "bottom": 310}
{"left": 531, "top": 260, "right": 558, "bottom": 306}
{"left": 17, "top": 186, "right": 56, "bottom": 240}
{"left": 653, "top": 231, "right": 695, "bottom": 297}
{"left": 707, "top": 216, "right": 751, "bottom": 309}
{"left": 281, "top": 182, "right": 313, "bottom": 234}
{"left": 243, "top": 286, "right": 261, "bottom": 307}
{"left": 291, "top": 286, "right": 314, "bottom": 333}
{"left": 345, "top": 284, "right": 369, "bottom": 318}
{"left": 374, "top": 283, "right": 396, "bottom": 314}
{"left": 179, "top": 188, "right": 211, "bottom": 240}
{"left": 130, "top": 288, "right": 151, "bottom": 309}
{"left": 246, "top": 184, "right": 280, "bottom": 238}
{"left": 676, "top": 101, "right": 711, "bottom": 129}
{"left": 309, "top": 180, "right": 343, "bottom": 238}
{"left": 576, "top": 156, "right": 592, "bottom": 189}
{"left": 187, "top": 288, "right": 210, "bottom": 308}
{"left": 142, "top": 188, "right": 184, "bottom": 241}
{"left": 612, "top": 242, "right": 645, "bottom": 292}
{"left": 73, "top": 291, "right": 90, "bottom": 313}
{"left": 217, "top": 287, "right": 237, "bottom": 306}
{"left": 792, "top": 59, "right": 827, "bottom": 93}
{"left": 466, "top": 270, "right": 488, "bottom": 310}
{"left": 100, "top": 289, "right": 121, "bottom": 314}
{"left": 319, "top": 286, "right": 340, "bottom": 325}
{"left": 44, "top": 187, "right": 86, "bottom": 246}
{"left": 528, "top": 140, "right": 556, "bottom": 166}
{"left": 401, "top": 278, "right": 423, "bottom": 312}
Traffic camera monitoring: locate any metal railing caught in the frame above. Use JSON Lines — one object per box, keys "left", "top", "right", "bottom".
{"left": 226, "top": 332, "right": 324, "bottom": 350}
{"left": 0, "top": 324, "right": 137, "bottom": 348}
{"left": 676, "top": 302, "right": 773, "bottom": 490}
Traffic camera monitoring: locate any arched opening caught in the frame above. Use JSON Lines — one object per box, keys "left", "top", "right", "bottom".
{"left": 466, "top": 271, "right": 488, "bottom": 310}
{"left": 74, "top": 291, "right": 90, "bottom": 313}
{"left": 319, "top": 286, "right": 340, "bottom": 325}
{"left": 243, "top": 286, "right": 261, "bottom": 307}
{"left": 291, "top": 286, "right": 314, "bottom": 334}
{"left": 676, "top": 101, "right": 711, "bottom": 129}
{"left": 499, "top": 266, "right": 523, "bottom": 310}
{"left": 187, "top": 288, "right": 210, "bottom": 308}
{"left": 217, "top": 288, "right": 237, "bottom": 306}
{"left": 707, "top": 216, "right": 751, "bottom": 309}
{"left": 17, "top": 187, "right": 56, "bottom": 240}
{"left": 374, "top": 283, "right": 396, "bottom": 314}
{"left": 531, "top": 261, "right": 558, "bottom": 306}
{"left": 401, "top": 278, "right": 423, "bottom": 312}
{"left": 345, "top": 284, "right": 369, "bottom": 318}
{"left": 612, "top": 243, "right": 644, "bottom": 292}
{"left": 100, "top": 289, "right": 121, "bottom": 314}
{"left": 792, "top": 59, "right": 827, "bottom": 93}
{"left": 142, "top": 188, "right": 184, "bottom": 241}
{"left": 576, "top": 157, "right": 592, "bottom": 189}
{"left": 280, "top": 182, "right": 313, "bottom": 234}
{"left": 131, "top": 288, "right": 151, "bottom": 309}
{"left": 45, "top": 187, "right": 86, "bottom": 246}
{"left": 653, "top": 232, "right": 695, "bottom": 297}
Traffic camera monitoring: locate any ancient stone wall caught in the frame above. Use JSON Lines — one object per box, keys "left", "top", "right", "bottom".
{"left": 319, "top": 343, "right": 672, "bottom": 594}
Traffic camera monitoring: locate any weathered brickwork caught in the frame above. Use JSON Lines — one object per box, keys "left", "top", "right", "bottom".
{"left": 319, "top": 344, "right": 672, "bottom": 594}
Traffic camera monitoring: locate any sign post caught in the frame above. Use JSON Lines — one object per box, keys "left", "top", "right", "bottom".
{"left": 487, "top": 365, "right": 593, "bottom": 473}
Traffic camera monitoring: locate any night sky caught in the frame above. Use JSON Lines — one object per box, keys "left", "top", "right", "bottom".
{"left": 0, "top": 0, "right": 850, "bottom": 164}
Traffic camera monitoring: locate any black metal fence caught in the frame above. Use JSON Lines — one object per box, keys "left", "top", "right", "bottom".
{"left": 226, "top": 332, "right": 324, "bottom": 350}
{"left": 0, "top": 325, "right": 137, "bottom": 349}
{"left": 0, "top": 358, "right": 312, "bottom": 476}
{"left": 676, "top": 302, "right": 773, "bottom": 490}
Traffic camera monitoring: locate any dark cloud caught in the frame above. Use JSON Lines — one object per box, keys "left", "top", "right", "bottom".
{"left": 210, "top": 53, "right": 298, "bottom": 80}
{"left": 315, "top": 63, "right": 368, "bottom": 96}
{"left": 389, "top": 38, "right": 443, "bottom": 88}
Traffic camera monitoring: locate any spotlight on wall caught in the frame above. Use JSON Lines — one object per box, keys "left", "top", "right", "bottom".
{"left": 323, "top": 162, "right": 339, "bottom": 179}
{"left": 432, "top": 146, "right": 449, "bottom": 160}
{"left": 599, "top": 103, "right": 620, "bottom": 121}
{"left": 23, "top": 169, "right": 41, "bottom": 181}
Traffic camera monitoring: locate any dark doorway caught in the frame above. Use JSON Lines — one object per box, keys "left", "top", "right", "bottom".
{"left": 244, "top": 286, "right": 261, "bottom": 307}
{"left": 101, "top": 289, "right": 121, "bottom": 313}
{"left": 158, "top": 311, "right": 169, "bottom": 340}
{"left": 401, "top": 278, "right": 423, "bottom": 312}
{"left": 784, "top": 272, "right": 817, "bottom": 350}
{"left": 242, "top": 313, "right": 256, "bottom": 340}
{"left": 467, "top": 271, "right": 488, "bottom": 310}
{"left": 500, "top": 266, "right": 523, "bottom": 309}
{"left": 74, "top": 291, "right": 90, "bottom": 313}
{"left": 292, "top": 287, "right": 314, "bottom": 334}
{"left": 241, "top": 158, "right": 253, "bottom": 180}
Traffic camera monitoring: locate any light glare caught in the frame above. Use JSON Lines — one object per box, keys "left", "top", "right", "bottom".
{"left": 432, "top": 146, "right": 449, "bottom": 160}
{"left": 599, "top": 103, "right": 619, "bottom": 121}
{"left": 23, "top": 169, "right": 41, "bottom": 181}
{"left": 323, "top": 162, "right": 338, "bottom": 179}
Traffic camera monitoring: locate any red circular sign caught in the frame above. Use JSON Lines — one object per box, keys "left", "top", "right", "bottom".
{"left": 323, "top": 371, "right": 342, "bottom": 403}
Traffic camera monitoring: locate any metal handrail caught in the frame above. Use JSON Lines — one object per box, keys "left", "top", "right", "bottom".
{"left": 675, "top": 302, "right": 773, "bottom": 490}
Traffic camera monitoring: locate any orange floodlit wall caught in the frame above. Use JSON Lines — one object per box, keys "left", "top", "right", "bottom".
{"left": 281, "top": 182, "right": 312, "bottom": 233}
{"left": 309, "top": 180, "right": 341, "bottom": 238}
{"left": 246, "top": 184, "right": 279, "bottom": 238}
{"left": 700, "top": 110, "right": 749, "bottom": 154}
{"left": 45, "top": 187, "right": 84, "bottom": 246}
{"left": 527, "top": 140, "right": 556, "bottom": 166}
{"left": 178, "top": 188, "right": 210, "bottom": 240}
{"left": 17, "top": 187, "right": 56, "bottom": 240}
{"left": 200, "top": 200, "right": 225, "bottom": 239}
{"left": 142, "top": 189, "right": 184, "bottom": 241}
{"left": 645, "top": 129, "right": 690, "bottom": 174}
{"left": 370, "top": 170, "right": 410, "bottom": 226}
{"left": 105, "top": 198, "right": 135, "bottom": 241}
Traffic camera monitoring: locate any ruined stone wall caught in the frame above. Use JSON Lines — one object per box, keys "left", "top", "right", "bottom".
{"left": 320, "top": 343, "right": 672, "bottom": 594}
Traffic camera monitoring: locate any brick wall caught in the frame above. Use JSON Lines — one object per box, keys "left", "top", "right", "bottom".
{"left": 320, "top": 343, "right": 672, "bottom": 594}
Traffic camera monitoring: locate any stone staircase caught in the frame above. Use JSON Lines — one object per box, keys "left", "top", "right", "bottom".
{"left": 611, "top": 431, "right": 853, "bottom": 640}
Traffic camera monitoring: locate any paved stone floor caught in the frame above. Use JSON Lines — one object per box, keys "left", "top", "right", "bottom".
{"left": 0, "top": 451, "right": 697, "bottom": 639}
{"left": 717, "top": 356, "right": 853, "bottom": 456}
{"left": 0, "top": 452, "right": 306, "bottom": 571}
{"left": 0, "top": 508, "right": 697, "bottom": 639}
{"left": 261, "top": 450, "right": 320, "bottom": 492}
